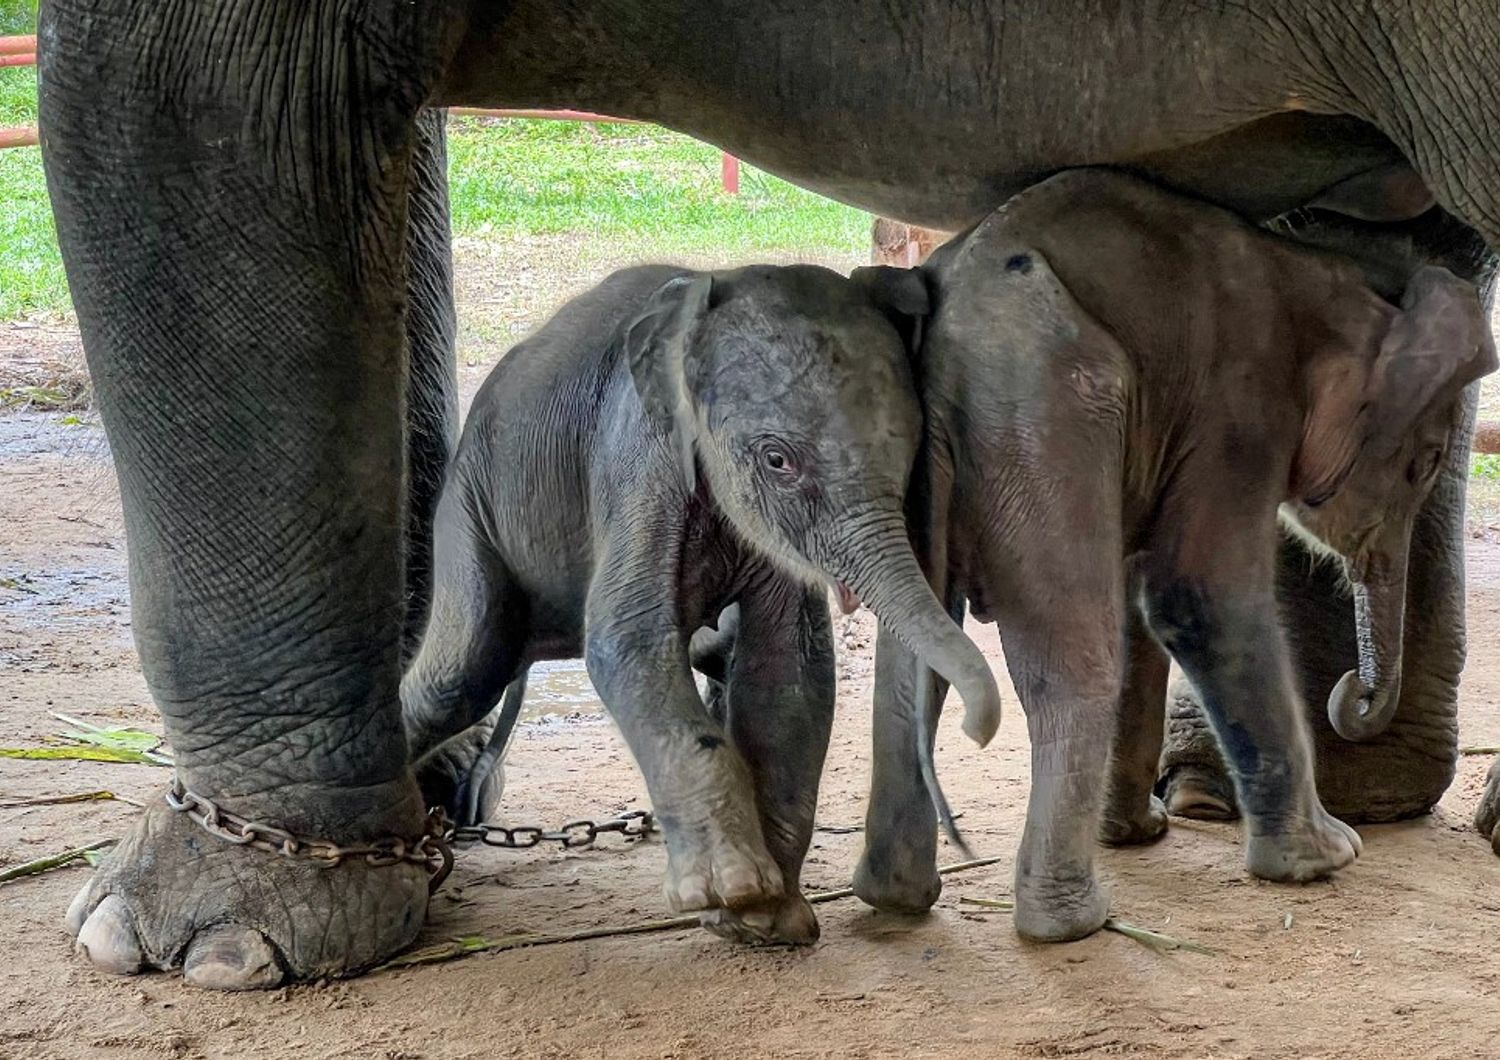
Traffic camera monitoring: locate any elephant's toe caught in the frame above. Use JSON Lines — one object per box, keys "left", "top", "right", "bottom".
{"left": 699, "top": 894, "right": 819, "bottom": 946}
{"left": 74, "top": 895, "right": 146, "bottom": 976}
{"left": 1160, "top": 765, "right": 1239, "bottom": 821}
{"left": 64, "top": 879, "right": 93, "bottom": 938}
{"left": 184, "top": 925, "right": 286, "bottom": 990}
{"left": 1475, "top": 760, "right": 1500, "bottom": 842}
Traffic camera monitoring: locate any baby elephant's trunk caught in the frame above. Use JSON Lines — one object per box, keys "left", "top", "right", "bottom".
{"left": 1327, "top": 521, "right": 1410, "bottom": 742}
{"left": 845, "top": 543, "right": 1002, "bottom": 750}
{"left": 838, "top": 517, "right": 1001, "bottom": 849}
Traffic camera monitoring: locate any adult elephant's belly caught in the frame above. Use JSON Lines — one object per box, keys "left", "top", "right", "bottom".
{"left": 447, "top": 0, "right": 1420, "bottom": 231}
{"left": 671, "top": 112, "right": 1411, "bottom": 233}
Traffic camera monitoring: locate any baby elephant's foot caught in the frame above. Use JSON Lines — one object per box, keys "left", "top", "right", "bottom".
{"left": 851, "top": 844, "right": 942, "bottom": 914}
{"left": 1159, "top": 764, "right": 1239, "bottom": 821}
{"left": 1099, "top": 794, "right": 1169, "bottom": 846}
{"left": 1014, "top": 871, "right": 1110, "bottom": 943}
{"left": 664, "top": 827, "right": 784, "bottom": 913}
{"left": 699, "top": 893, "right": 819, "bottom": 946}
{"left": 1246, "top": 808, "right": 1362, "bottom": 882}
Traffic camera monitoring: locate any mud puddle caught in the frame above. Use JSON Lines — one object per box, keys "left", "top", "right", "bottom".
{"left": 520, "top": 658, "right": 605, "bottom": 721}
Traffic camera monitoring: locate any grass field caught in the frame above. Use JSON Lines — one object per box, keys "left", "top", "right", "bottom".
{"left": 0, "top": 0, "right": 868, "bottom": 321}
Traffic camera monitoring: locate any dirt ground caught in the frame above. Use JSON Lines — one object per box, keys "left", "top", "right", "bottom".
{"left": 5, "top": 241, "right": 1500, "bottom": 1059}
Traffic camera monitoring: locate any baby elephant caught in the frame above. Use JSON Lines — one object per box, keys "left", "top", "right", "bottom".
{"left": 402, "top": 263, "right": 1002, "bottom": 944}
{"left": 854, "top": 169, "right": 1495, "bottom": 942}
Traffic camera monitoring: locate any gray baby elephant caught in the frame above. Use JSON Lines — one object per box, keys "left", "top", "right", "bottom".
{"left": 401, "top": 263, "right": 1002, "bottom": 944}
{"left": 852, "top": 169, "right": 1495, "bottom": 942}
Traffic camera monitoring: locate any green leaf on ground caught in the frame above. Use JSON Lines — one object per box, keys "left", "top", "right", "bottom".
{"left": 0, "top": 746, "right": 165, "bottom": 764}
{"left": 0, "top": 839, "right": 114, "bottom": 884}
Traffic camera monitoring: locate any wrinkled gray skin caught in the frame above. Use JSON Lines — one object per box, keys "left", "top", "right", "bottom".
{"left": 39, "top": 0, "right": 1500, "bottom": 986}
{"left": 1161, "top": 206, "right": 1500, "bottom": 823}
{"left": 854, "top": 170, "right": 1495, "bottom": 941}
{"left": 400, "top": 263, "right": 1001, "bottom": 945}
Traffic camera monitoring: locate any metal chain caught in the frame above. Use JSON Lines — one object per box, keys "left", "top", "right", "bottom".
{"left": 164, "top": 780, "right": 455, "bottom": 893}
{"left": 447, "top": 809, "right": 655, "bottom": 850}
{"left": 163, "top": 781, "right": 655, "bottom": 894}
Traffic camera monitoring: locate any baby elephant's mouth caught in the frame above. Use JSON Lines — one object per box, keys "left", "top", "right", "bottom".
{"left": 834, "top": 583, "right": 861, "bottom": 615}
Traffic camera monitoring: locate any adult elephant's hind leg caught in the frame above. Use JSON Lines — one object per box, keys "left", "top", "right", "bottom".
{"left": 42, "top": 2, "right": 466, "bottom": 987}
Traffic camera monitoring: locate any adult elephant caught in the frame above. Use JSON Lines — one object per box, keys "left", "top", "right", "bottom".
{"left": 37, "top": 0, "right": 1500, "bottom": 988}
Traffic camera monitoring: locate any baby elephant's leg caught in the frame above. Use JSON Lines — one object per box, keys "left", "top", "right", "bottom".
{"left": 853, "top": 625, "right": 946, "bottom": 914}
{"left": 400, "top": 480, "right": 526, "bottom": 810}
{"left": 586, "top": 582, "right": 780, "bottom": 916}
{"left": 1003, "top": 600, "right": 1121, "bottom": 942}
{"left": 1140, "top": 570, "right": 1361, "bottom": 882}
{"left": 700, "top": 583, "right": 834, "bottom": 945}
{"left": 1099, "top": 606, "right": 1171, "bottom": 845}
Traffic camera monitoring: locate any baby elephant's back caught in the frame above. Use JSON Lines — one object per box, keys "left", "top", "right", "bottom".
{"left": 457, "top": 265, "right": 691, "bottom": 612}
{"left": 992, "top": 170, "right": 1295, "bottom": 361}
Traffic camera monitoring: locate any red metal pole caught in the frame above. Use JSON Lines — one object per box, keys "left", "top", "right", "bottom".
{"left": 448, "top": 107, "right": 643, "bottom": 124}
{"left": 0, "top": 126, "right": 39, "bottom": 149}
{"left": 0, "top": 53, "right": 35, "bottom": 67}
{"left": 721, "top": 154, "right": 740, "bottom": 195}
{"left": 0, "top": 34, "right": 36, "bottom": 55}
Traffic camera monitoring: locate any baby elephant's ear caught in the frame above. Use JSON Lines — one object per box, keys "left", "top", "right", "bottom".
{"left": 1295, "top": 267, "right": 1494, "bottom": 504}
{"left": 624, "top": 273, "right": 714, "bottom": 431}
{"left": 1368, "top": 265, "right": 1496, "bottom": 440}
{"left": 851, "top": 265, "right": 932, "bottom": 352}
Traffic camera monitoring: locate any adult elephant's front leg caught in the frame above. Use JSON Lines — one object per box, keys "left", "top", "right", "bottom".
{"left": 40, "top": 2, "right": 465, "bottom": 987}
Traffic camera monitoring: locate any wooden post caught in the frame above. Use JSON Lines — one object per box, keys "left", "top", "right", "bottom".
{"left": 870, "top": 218, "right": 951, "bottom": 267}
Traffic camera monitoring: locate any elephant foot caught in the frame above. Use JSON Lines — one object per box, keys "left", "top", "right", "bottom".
{"left": 66, "top": 786, "right": 431, "bottom": 989}
{"left": 1099, "top": 794, "right": 1169, "bottom": 846}
{"left": 1159, "top": 678, "right": 1240, "bottom": 820}
{"left": 1475, "top": 759, "right": 1500, "bottom": 852}
{"left": 663, "top": 822, "right": 784, "bottom": 913}
{"left": 413, "top": 718, "right": 507, "bottom": 827}
{"left": 851, "top": 843, "right": 942, "bottom": 914}
{"left": 1245, "top": 806, "right": 1362, "bottom": 883}
{"left": 1013, "top": 870, "right": 1109, "bottom": 943}
{"left": 1158, "top": 764, "right": 1240, "bottom": 821}
{"left": 698, "top": 893, "right": 819, "bottom": 946}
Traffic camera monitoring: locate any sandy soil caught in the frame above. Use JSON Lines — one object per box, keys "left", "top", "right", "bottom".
{"left": 6, "top": 246, "right": 1500, "bottom": 1059}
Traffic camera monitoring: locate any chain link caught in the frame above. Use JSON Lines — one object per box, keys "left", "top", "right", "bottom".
{"left": 165, "top": 780, "right": 455, "bottom": 893}
{"left": 448, "top": 809, "right": 655, "bottom": 850}
{"left": 163, "top": 781, "right": 655, "bottom": 893}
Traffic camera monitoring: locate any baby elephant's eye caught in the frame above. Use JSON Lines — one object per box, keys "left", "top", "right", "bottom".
{"left": 764, "top": 450, "right": 790, "bottom": 472}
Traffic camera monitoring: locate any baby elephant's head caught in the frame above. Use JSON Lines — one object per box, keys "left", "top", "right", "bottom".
{"left": 625, "top": 264, "right": 1000, "bottom": 747}
{"left": 1283, "top": 265, "right": 1497, "bottom": 742}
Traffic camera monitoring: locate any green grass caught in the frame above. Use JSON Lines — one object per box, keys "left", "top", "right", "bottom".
{"left": 0, "top": 0, "right": 35, "bottom": 36}
{"left": 447, "top": 117, "right": 869, "bottom": 253}
{"left": 1, "top": 0, "right": 50, "bottom": 320}
{"left": 0, "top": 61, "right": 58, "bottom": 320}
{"left": 1474, "top": 454, "right": 1500, "bottom": 479}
